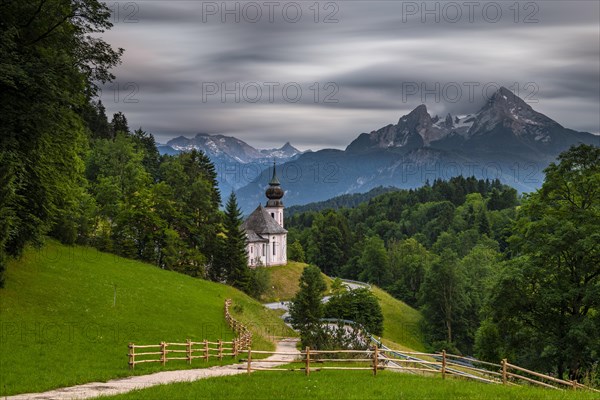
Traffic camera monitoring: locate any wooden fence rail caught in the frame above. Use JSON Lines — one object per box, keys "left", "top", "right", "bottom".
{"left": 224, "top": 298, "right": 252, "bottom": 352}
{"left": 126, "top": 300, "right": 599, "bottom": 393}
{"left": 128, "top": 299, "right": 252, "bottom": 369}
{"left": 128, "top": 339, "right": 236, "bottom": 368}
{"left": 241, "top": 347, "right": 599, "bottom": 393}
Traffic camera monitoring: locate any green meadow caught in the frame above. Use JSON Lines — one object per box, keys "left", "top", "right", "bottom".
{"left": 0, "top": 241, "right": 292, "bottom": 396}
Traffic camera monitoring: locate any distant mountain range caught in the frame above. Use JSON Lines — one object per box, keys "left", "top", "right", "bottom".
{"left": 158, "top": 133, "right": 303, "bottom": 194}
{"left": 346, "top": 87, "right": 595, "bottom": 156}
{"left": 235, "top": 87, "right": 598, "bottom": 214}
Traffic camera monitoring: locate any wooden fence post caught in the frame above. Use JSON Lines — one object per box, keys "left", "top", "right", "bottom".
{"left": 572, "top": 380, "right": 577, "bottom": 391}
{"left": 161, "top": 342, "right": 167, "bottom": 366}
{"left": 501, "top": 359, "right": 507, "bottom": 385}
{"left": 233, "top": 339, "right": 238, "bottom": 358}
{"left": 186, "top": 339, "right": 192, "bottom": 365}
{"left": 373, "top": 345, "right": 378, "bottom": 376}
{"left": 247, "top": 347, "right": 252, "bottom": 374}
{"left": 204, "top": 339, "right": 209, "bottom": 362}
{"left": 305, "top": 347, "right": 310, "bottom": 376}
{"left": 218, "top": 339, "right": 223, "bottom": 361}
{"left": 441, "top": 350, "right": 446, "bottom": 379}
{"left": 128, "top": 343, "right": 135, "bottom": 370}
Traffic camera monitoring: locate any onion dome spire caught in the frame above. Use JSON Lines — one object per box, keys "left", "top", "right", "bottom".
{"left": 269, "top": 160, "right": 280, "bottom": 186}
{"left": 265, "top": 161, "right": 284, "bottom": 204}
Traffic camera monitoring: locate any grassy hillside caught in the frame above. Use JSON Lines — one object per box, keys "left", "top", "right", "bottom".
{"left": 260, "top": 261, "right": 332, "bottom": 302}
{"left": 0, "top": 241, "right": 293, "bottom": 396}
{"left": 100, "top": 370, "right": 598, "bottom": 400}
{"left": 263, "top": 263, "right": 425, "bottom": 351}
{"left": 371, "top": 286, "right": 426, "bottom": 352}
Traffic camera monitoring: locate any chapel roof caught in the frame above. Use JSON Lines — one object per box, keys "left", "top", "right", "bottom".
{"left": 241, "top": 204, "right": 287, "bottom": 235}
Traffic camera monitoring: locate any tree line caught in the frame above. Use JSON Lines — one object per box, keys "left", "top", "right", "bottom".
{"left": 286, "top": 158, "right": 600, "bottom": 382}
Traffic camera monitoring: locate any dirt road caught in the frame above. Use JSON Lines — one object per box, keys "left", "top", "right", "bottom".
{"left": 7, "top": 339, "right": 300, "bottom": 400}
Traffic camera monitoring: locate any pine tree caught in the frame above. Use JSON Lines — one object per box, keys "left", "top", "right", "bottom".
{"left": 220, "top": 192, "right": 250, "bottom": 291}
{"left": 111, "top": 112, "right": 130, "bottom": 136}
{"left": 289, "top": 265, "right": 327, "bottom": 347}
{"left": 477, "top": 209, "right": 491, "bottom": 235}
{"left": 132, "top": 128, "right": 160, "bottom": 180}
{"left": 189, "top": 149, "right": 221, "bottom": 209}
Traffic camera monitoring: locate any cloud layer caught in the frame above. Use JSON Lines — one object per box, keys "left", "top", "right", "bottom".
{"left": 99, "top": 1, "right": 600, "bottom": 150}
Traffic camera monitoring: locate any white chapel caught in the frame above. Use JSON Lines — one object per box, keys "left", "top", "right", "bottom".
{"left": 241, "top": 163, "right": 287, "bottom": 266}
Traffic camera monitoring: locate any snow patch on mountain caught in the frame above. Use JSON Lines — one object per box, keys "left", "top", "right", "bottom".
{"left": 164, "top": 134, "right": 302, "bottom": 164}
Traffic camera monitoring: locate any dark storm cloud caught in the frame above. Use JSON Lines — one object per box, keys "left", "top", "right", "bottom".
{"left": 100, "top": 1, "right": 600, "bottom": 149}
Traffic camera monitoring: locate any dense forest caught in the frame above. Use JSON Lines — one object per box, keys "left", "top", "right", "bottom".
{"left": 285, "top": 186, "right": 401, "bottom": 217}
{"left": 286, "top": 157, "right": 600, "bottom": 381}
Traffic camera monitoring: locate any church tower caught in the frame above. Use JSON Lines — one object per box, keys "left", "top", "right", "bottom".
{"left": 264, "top": 162, "right": 284, "bottom": 228}
{"left": 241, "top": 162, "right": 287, "bottom": 266}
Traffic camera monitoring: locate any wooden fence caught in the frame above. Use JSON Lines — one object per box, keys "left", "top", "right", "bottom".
{"left": 242, "top": 347, "right": 600, "bottom": 392}
{"left": 128, "top": 298, "right": 252, "bottom": 369}
{"left": 224, "top": 298, "right": 252, "bottom": 351}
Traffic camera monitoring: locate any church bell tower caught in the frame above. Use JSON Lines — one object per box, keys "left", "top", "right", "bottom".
{"left": 264, "top": 162, "right": 284, "bottom": 228}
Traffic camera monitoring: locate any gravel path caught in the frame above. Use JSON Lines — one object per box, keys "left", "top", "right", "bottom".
{"left": 7, "top": 338, "right": 300, "bottom": 400}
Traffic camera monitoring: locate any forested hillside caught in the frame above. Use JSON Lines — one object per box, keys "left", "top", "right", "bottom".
{"left": 286, "top": 151, "right": 600, "bottom": 383}
{"left": 0, "top": 1, "right": 262, "bottom": 298}
{"left": 287, "top": 176, "right": 517, "bottom": 350}
{"left": 285, "top": 186, "right": 400, "bottom": 217}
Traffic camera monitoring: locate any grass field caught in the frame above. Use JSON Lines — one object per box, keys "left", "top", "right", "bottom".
{"left": 371, "top": 286, "right": 426, "bottom": 352}
{"left": 260, "top": 261, "right": 332, "bottom": 302}
{"left": 98, "top": 369, "right": 598, "bottom": 400}
{"left": 0, "top": 241, "right": 293, "bottom": 396}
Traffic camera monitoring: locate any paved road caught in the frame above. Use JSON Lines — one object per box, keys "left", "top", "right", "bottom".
{"left": 263, "top": 296, "right": 333, "bottom": 321}
{"left": 7, "top": 339, "right": 300, "bottom": 400}
{"left": 339, "top": 279, "right": 371, "bottom": 291}
{"left": 263, "top": 279, "right": 370, "bottom": 318}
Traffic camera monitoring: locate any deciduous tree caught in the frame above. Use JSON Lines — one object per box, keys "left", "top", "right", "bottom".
{"left": 487, "top": 144, "right": 600, "bottom": 379}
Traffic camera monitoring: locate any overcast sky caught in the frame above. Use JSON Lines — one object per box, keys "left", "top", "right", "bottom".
{"left": 99, "top": 1, "right": 600, "bottom": 150}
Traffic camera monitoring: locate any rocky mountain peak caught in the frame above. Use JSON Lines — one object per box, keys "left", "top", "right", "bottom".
{"left": 445, "top": 113, "right": 454, "bottom": 128}
{"left": 470, "top": 87, "right": 561, "bottom": 137}
{"left": 261, "top": 142, "right": 302, "bottom": 158}
{"left": 280, "top": 142, "right": 298, "bottom": 152}
{"left": 485, "top": 86, "right": 532, "bottom": 113}
{"left": 401, "top": 104, "right": 430, "bottom": 123}
{"left": 346, "top": 86, "right": 593, "bottom": 155}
